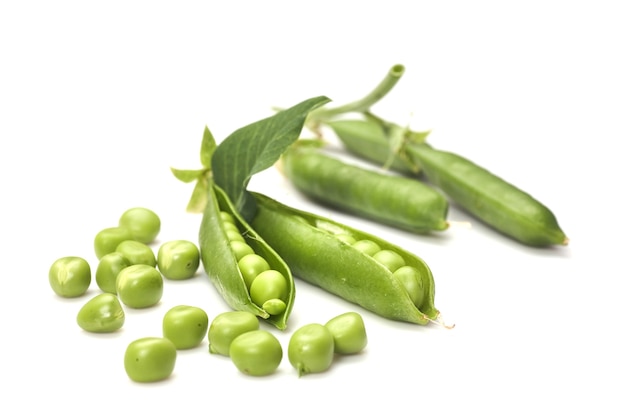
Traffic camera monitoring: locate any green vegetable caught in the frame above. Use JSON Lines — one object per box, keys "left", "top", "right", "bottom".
{"left": 250, "top": 192, "right": 440, "bottom": 325}
{"left": 162, "top": 305, "right": 209, "bottom": 349}
{"left": 49, "top": 256, "right": 91, "bottom": 298}
{"left": 76, "top": 293, "right": 125, "bottom": 333}
{"left": 324, "top": 312, "right": 368, "bottom": 355}
{"left": 229, "top": 330, "right": 283, "bottom": 376}
{"left": 157, "top": 240, "right": 200, "bottom": 280}
{"left": 199, "top": 183, "right": 295, "bottom": 330}
{"left": 115, "top": 240, "right": 156, "bottom": 267}
{"left": 116, "top": 264, "right": 163, "bottom": 308}
{"left": 124, "top": 337, "right": 177, "bottom": 383}
{"left": 208, "top": 311, "right": 260, "bottom": 356}
{"left": 118, "top": 207, "right": 161, "bottom": 244}
{"left": 403, "top": 142, "right": 569, "bottom": 247}
{"left": 93, "top": 227, "right": 133, "bottom": 260}
{"left": 95, "top": 252, "right": 130, "bottom": 294}
{"left": 280, "top": 140, "right": 447, "bottom": 233}
{"left": 237, "top": 253, "right": 271, "bottom": 289}
{"left": 288, "top": 323, "right": 335, "bottom": 377}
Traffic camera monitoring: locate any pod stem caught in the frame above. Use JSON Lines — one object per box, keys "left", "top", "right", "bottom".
{"left": 306, "top": 64, "right": 405, "bottom": 128}
{"left": 423, "top": 314, "right": 456, "bottom": 329}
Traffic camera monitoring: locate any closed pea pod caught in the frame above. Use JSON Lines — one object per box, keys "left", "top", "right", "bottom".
{"left": 329, "top": 118, "right": 568, "bottom": 247}
{"left": 199, "top": 181, "right": 295, "bottom": 330}
{"left": 250, "top": 192, "right": 439, "bottom": 325}
{"left": 280, "top": 141, "right": 448, "bottom": 233}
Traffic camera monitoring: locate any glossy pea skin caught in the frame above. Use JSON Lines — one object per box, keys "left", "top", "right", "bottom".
{"left": 371, "top": 249, "right": 406, "bottom": 272}
{"left": 118, "top": 207, "right": 161, "bottom": 244}
{"left": 351, "top": 239, "right": 381, "bottom": 256}
{"left": 124, "top": 337, "right": 177, "bottom": 383}
{"left": 76, "top": 293, "right": 125, "bottom": 333}
{"left": 49, "top": 256, "right": 91, "bottom": 298}
{"left": 237, "top": 254, "right": 270, "bottom": 289}
{"left": 208, "top": 311, "right": 260, "bottom": 356}
{"left": 288, "top": 323, "right": 335, "bottom": 377}
{"left": 405, "top": 143, "right": 568, "bottom": 247}
{"left": 95, "top": 252, "right": 130, "bottom": 294}
{"left": 249, "top": 269, "right": 288, "bottom": 308}
{"left": 162, "top": 305, "right": 209, "bottom": 349}
{"left": 157, "top": 240, "right": 200, "bottom": 280}
{"left": 393, "top": 266, "right": 424, "bottom": 308}
{"left": 251, "top": 192, "right": 438, "bottom": 325}
{"left": 94, "top": 227, "right": 133, "bottom": 260}
{"left": 324, "top": 312, "right": 368, "bottom": 355}
{"left": 115, "top": 240, "right": 156, "bottom": 267}
{"left": 281, "top": 143, "right": 448, "bottom": 233}
{"left": 229, "top": 330, "right": 283, "bottom": 377}
{"left": 116, "top": 264, "right": 163, "bottom": 308}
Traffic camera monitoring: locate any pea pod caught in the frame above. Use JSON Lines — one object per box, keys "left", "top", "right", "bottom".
{"left": 404, "top": 143, "right": 568, "bottom": 247}
{"left": 250, "top": 192, "right": 439, "bottom": 325}
{"left": 328, "top": 119, "right": 568, "bottom": 247}
{"left": 199, "top": 181, "right": 295, "bottom": 330}
{"left": 280, "top": 140, "right": 448, "bottom": 233}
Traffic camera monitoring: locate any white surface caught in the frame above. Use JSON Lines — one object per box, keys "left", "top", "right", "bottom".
{"left": 1, "top": 1, "right": 624, "bottom": 416}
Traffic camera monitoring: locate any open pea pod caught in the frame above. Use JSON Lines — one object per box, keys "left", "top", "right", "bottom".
{"left": 199, "top": 182, "right": 295, "bottom": 330}
{"left": 250, "top": 192, "right": 439, "bottom": 325}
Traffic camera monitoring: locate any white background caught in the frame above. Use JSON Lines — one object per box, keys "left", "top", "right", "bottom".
{"left": 1, "top": 1, "right": 624, "bottom": 415}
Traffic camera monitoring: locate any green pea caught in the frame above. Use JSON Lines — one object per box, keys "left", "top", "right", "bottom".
{"left": 95, "top": 252, "right": 130, "bottom": 294}
{"left": 118, "top": 207, "right": 161, "bottom": 244}
{"left": 94, "top": 227, "right": 133, "bottom": 260}
{"left": 335, "top": 233, "right": 356, "bottom": 245}
{"left": 351, "top": 239, "right": 381, "bottom": 256}
{"left": 393, "top": 265, "right": 424, "bottom": 307}
{"left": 230, "top": 241, "right": 255, "bottom": 261}
{"left": 229, "top": 330, "right": 283, "bottom": 377}
{"left": 371, "top": 249, "right": 406, "bottom": 272}
{"left": 249, "top": 269, "right": 288, "bottom": 307}
{"left": 124, "top": 337, "right": 177, "bottom": 383}
{"left": 280, "top": 141, "right": 448, "bottom": 232}
{"left": 116, "top": 264, "right": 163, "bottom": 308}
{"left": 324, "top": 312, "right": 367, "bottom": 355}
{"left": 157, "top": 240, "right": 200, "bottom": 280}
{"left": 226, "top": 229, "right": 246, "bottom": 243}
{"left": 208, "top": 311, "right": 260, "bottom": 356}
{"left": 220, "top": 211, "right": 236, "bottom": 224}
{"left": 162, "top": 305, "right": 209, "bottom": 350}
{"left": 237, "top": 254, "right": 270, "bottom": 289}
{"left": 222, "top": 221, "right": 240, "bottom": 234}
{"left": 49, "top": 256, "right": 91, "bottom": 298}
{"left": 262, "top": 298, "right": 287, "bottom": 316}
{"left": 288, "top": 323, "right": 335, "bottom": 377}
{"left": 76, "top": 293, "right": 125, "bottom": 333}
{"left": 116, "top": 240, "right": 156, "bottom": 267}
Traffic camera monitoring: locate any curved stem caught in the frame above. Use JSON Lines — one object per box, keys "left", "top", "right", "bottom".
{"left": 308, "top": 64, "right": 405, "bottom": 123}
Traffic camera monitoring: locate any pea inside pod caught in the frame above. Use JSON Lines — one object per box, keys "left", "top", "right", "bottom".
{"left": 250, "top": 192, "right": 439, "bottom": 325}
{"left": 199, "top": 182, "right": 295, "bottom": 330}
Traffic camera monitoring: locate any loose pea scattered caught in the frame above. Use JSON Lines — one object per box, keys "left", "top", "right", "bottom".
{"left": 116, "top": 240, "right": 157, "bottom": 267}
{"left": 288, "top": 323, "right": 335, "bottom": 377}
{"left": 162, "top": 305, "right": 209, "bottom": 349}
{"left": 94, "top": 226, "right": 133, "bottom": 260}
{"left": 157, "top": 240, "right": 200, "bottom": 280}
{"left": 95, "top": 252, "right": 130, "bottom": 294}
{"left": 116, "top": 264, "right": 163, "bottom": 309}
{"left": 76, "top": 293, "right": 125, "bottom": 333}
{"left": 124, "top": 337, "right": 177, "bottom": 383}
{"left": 118, "top": 207, "right": 161, "bottom": 244}
{"left": 49, "top": 256, "right": 91, "bottom": 298}
{"left": 229, "top": 330, "right": 283, "bottom": 377}
{"left": 324, "top": 312, "right": 368, "bottom": 355}
{"left": 208, "top": 311, "right": 260, "bottom": 356}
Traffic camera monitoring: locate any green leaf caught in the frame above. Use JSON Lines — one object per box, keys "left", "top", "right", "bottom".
{"left": 200, "top": 126, "right": 217, "bottom": 168}
{"left": 212, "top": 95, "right": 330, "bottom": 220}
{"left": 170, "top": 167, "right": 206, "bottom": 183}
